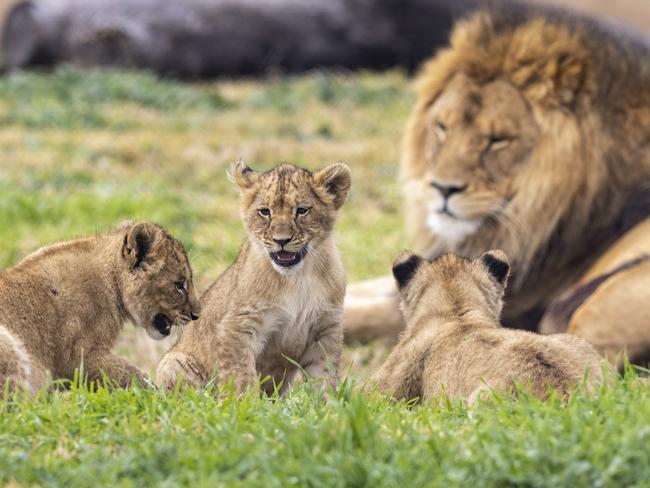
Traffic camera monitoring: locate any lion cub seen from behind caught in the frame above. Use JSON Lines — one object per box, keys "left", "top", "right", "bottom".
{"left": 156, "top": 162, "right": 351, "bottom": 394}
{"left": 0, "top": 221, "right": 201, "bottom": 395}
{"left": 372, "top": 250, "right": 606, "bottom": 403}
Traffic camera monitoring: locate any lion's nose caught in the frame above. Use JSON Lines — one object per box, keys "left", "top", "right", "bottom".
{"left": 430, "top": 181, "right": 468, "bottom": 199}
{"left": 273, "top": 237, "right": 292, "bottom": 247}
{"left": 190, "top": 312, "right": 200, "bottom": 321}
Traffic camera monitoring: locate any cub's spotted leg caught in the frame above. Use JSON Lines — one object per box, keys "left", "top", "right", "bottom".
{"left": 301, "top": 313, "right": 343, "bottom": 389}
{"left": 83, "top": 351, "right": 148, "bottom": 388}
{"left": 216, "top": 313, "right": 261, "bottom": 395}
{"left": 155, "top": 351, "right": 208, "bottom": 389}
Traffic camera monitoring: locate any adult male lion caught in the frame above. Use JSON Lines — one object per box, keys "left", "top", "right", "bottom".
{"left": 344, "top": 9, "right": 650, "bottom": 366}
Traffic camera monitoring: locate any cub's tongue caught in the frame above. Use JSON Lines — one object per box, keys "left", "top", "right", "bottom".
{"left": 276, "top": 250, "right": 298, "bottom": 262}
{"left": 270, "top": 248, "right": 305, "bottom": 268}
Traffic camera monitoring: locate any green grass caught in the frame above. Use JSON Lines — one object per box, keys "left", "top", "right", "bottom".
{"left": 0, "top": 67, "right": 647, "bottom": 487}
{"left": 2, "top": 375, "right": 649, "bottom": 487}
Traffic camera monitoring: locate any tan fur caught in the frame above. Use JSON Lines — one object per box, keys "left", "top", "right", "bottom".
{"left": 0, "top": 221, "right": 200, "bottom": 394}
{"left": 575, "top": 218, "right": 650, "bottom": 283}
{"left": 342, "top": 276, "right": 404, "bottom": 342}
{"left": 539, "top": 218, "right": 650, "bottom": 365}
{"left": 156, "top": 162, "right": 350, "bottom": 394}
{"left": 345, "top": 9, "right": 650, "bottom": 344}
{"left": 567, "top": 261, "right": 650, "bottom": 368}
{"left": 370, "top": 250, "right": 606, "bottom": 403}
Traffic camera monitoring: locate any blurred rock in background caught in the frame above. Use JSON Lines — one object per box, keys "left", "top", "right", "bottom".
{"left": 1, "top": 0, "right": 648, "bottom": 79}
{"left": 1, "top": 0, "right": 478, "bottom": 78}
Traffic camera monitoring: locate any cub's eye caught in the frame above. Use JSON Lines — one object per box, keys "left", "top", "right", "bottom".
{"left": 487, "top": 135, "right": 512, "bottom": 151}
{"left": 175, "top": 281, "right": 186, "bottom": 293}
{"left": 258, "top": 208, "right": 271, "bottom": 217}
{"left": 434, "top": 121, "right": 447, "bottom": 142}
{"left": 296, "top": 207, "right": 310, "bottom": 216}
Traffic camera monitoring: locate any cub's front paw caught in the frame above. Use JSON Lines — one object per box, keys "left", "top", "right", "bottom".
{"left": 155, "top": 352, "right": 208, "bottom": 389}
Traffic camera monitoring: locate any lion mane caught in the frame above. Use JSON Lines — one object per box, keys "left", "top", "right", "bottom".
{"left": 401, "top": 9, "right": 650, "bottom": 326}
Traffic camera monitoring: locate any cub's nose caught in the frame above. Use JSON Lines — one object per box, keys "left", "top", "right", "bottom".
{"left": 189, "top": 302, "right": 201, "bottom": 321}
{"left": 273, "top": 237, "right": 292, "bottom": 247}
{"left": 430, "top": 181, "right": 468, "bottom": 199}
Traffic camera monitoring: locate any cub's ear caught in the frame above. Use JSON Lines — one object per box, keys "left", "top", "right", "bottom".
{"left": 313, "top": 163, "right": 352, "bottom": 210}
{"left": 392, "top": 251, "right": 423, "bottom": 290}
{"left": 229, "top": 159, "right": 259, "bottom": 190}
{"left": 478, "top": 250, "right": 510, "bottom": 287}
{"left": 122, "top": 222, "right": 162, "bottom": 270}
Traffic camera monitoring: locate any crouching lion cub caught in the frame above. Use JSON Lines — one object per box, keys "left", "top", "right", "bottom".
{"left": 0, "top": 221, "right": 200, "bottom": 395}
{"left": 370, "top": 250, "right": 606, "bottom": 403}
{"left": 156, "top": 162, "right": 351, "bottom": 395}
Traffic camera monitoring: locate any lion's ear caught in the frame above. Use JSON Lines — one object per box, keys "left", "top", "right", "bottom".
{"left": 477, "top": 250, "right": 510, "bottom": 287}
{"left": 313, "top": 163, "right": 352, "bottom": 210}
{"left": 122, "top": 222, "right": 162, "bottom": 270}
{"left": 229, "top": 160, "right": 259, "bottom": 190}
{"left": 392, "top": 251, "right": 423, "bottom": 290}
{"left": 515, "top": 53, "right": 586, "bottom": 107}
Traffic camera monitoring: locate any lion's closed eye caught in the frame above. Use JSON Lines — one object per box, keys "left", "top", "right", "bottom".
{"left": 487, "top": 135, "right": 513, "bottom": 151}
{"left": 434, "top": 121, "right": 447, "bottom": 142}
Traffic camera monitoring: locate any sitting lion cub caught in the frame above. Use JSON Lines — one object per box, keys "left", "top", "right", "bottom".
{"left": 0, "top": 221, "right": 201, "bottom": 395}
{"left": 156, "top": 162, "right": 350, "bottom": 394}
{"left": 371, "top": 250, "right": 606, "bottom": 403}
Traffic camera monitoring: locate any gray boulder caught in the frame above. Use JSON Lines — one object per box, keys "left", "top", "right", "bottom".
{"left": 1, "top": 0, "right": 478, "bottom": 78}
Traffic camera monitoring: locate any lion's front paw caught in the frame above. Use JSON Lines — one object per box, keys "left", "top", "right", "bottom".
{"left": 155, "top": 352, "right": 208, "bottom": 389}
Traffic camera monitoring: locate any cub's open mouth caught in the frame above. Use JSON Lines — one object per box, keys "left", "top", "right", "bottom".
{"left": 153, "top": 313, "right": 173, "bottom": 336}
{"left": 270, "top": 248, "right": 307, "bottom": 268}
